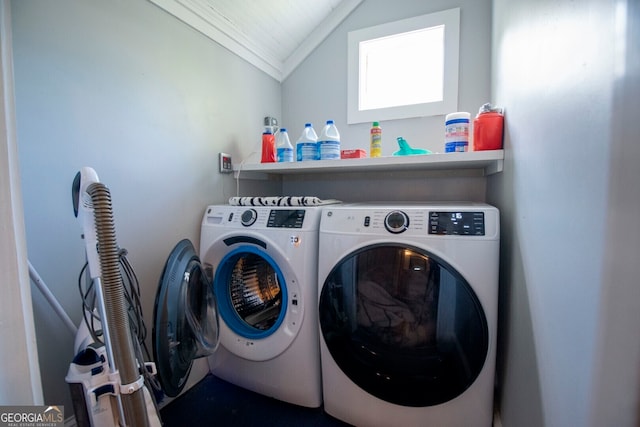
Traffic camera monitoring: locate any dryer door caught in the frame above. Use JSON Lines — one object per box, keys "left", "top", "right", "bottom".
{"left": 153, "top": 239, "right": 220, "bottom": 397}
{"left": 319, "top": 243, "right": 488, "bottom": 407}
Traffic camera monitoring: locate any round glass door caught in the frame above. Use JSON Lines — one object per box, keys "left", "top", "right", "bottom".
{"left": 214, "top": 246, "right": 287, "bottom": 339}
{"left": 319, "top": 244, "right": 488, "bottom": 407}
{"left": 153, "top": 239, "right": 219, "bottom": 397}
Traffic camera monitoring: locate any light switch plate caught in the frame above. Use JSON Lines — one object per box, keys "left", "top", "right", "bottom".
{"left": 219, "top": 153, "right": 233, "bottom": 173}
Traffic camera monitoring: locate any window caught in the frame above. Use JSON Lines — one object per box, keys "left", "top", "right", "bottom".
{"left": 347, "top": 8, "right": 460, "bottom": 124}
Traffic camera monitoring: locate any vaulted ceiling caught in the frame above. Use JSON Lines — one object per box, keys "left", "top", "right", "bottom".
{"left": 148, "top": 0, "right": 364, "bottom": 81}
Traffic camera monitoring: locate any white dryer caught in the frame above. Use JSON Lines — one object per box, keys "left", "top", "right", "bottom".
{"left": 153, "top": 204, "right": 324, "bottom": 408}
{"left": 318, "top": 203, "right": 499, "bottom": 427}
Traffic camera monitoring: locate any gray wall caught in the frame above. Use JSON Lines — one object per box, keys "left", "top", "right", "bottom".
{"left": 282, "top": 0, "right": 492, "bottom": 157}
{"left": 10, "top": 0, "right": 280, "bottom": 412}
{"left": 491, "top": 0, "right": 640, "bottom": 426}
{"left": 281, "top": 0, "right": 492, "bottom": 202}
{"left": 284, "top": 0, "right": 640, "bottom": 426}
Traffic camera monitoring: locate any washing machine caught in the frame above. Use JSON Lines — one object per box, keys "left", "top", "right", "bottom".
{"left": 153, "top": 204, "right": 324, "bottom": 408}
{"left": 318, "top": 203, "right": 499, "bottom": 427}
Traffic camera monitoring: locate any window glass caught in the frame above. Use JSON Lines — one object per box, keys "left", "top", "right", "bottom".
{"left": 359, "top": 26, "right": 445, "bottom": 110}
{"left": 347, "top": 8, "right": 460, "bottom": 124}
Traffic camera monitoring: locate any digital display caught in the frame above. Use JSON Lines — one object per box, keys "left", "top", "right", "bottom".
{"left": 267, "top": 209, "right": 305, "bottom": 228}
{"left": 429, "top": 211, "right": 485, "bottom": 235}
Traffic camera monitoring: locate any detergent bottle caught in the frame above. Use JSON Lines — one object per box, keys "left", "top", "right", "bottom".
{"left": 296, "top": 123, "right": 319, "bottom": 161}
{"left": 473, "top": 103, "right": 504, "bottom": 151}
{"left": 276, "top": 128, "right": 294, "bottom": 163}
{"left": 261, "top": 127, "right": 276, "bottom": 163}
{"left": 318, "top": 120, "right": 340, "bottom": 160}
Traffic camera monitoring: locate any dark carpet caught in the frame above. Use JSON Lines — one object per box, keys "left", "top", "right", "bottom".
{"left": 159, "top": 374, "right": 351, "bottom": 426}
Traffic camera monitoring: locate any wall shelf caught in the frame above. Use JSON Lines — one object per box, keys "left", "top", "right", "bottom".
{"left": 233, "top": 150, "right": 504, "bottom": 179}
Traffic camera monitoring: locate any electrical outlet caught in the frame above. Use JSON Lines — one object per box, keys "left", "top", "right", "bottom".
{"left": 219, "top": 153, "right": 233, "bottom": 173}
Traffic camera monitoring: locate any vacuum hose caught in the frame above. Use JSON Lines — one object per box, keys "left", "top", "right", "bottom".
{"left": 87, "top": 182, "right": 150, "bottom": 427}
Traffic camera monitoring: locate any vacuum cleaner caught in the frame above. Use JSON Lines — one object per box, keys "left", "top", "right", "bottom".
{"left": 65, "top": 167, "right": 161, "bottom": 427}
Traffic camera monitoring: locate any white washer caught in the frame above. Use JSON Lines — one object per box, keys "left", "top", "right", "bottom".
{"left": 318, "top": 203, "right": 499, "bottom": 426}
{"left": 153, "top": 204, "right": 323, "bottom": 408}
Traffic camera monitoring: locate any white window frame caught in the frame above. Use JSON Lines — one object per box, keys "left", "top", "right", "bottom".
{"left": 347, "top": 8, "right": 460, "bottom": 124}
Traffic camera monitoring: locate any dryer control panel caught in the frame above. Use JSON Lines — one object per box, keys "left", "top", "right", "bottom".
{"left": 428, "top": 211, "right": 485, "bottom": 235}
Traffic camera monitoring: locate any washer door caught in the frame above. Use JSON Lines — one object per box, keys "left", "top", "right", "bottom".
{"left": 214, "top": 246, "right": 286, "bottom": 339}
{"left": 153, "top": 239, "right": 220, "bottom": 397}
{"left": 319, "top": 243, "right": 488, "bottom": 407}
{"left": 202, "top": 234, "right": 304, "bottom": 362}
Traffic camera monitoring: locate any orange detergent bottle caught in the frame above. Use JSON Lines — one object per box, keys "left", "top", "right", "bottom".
{"left": 261, "top": 127, "right": 276, "bottom": 163}
{"left": 473, "top": 104, "right": 504, "bottom": 151}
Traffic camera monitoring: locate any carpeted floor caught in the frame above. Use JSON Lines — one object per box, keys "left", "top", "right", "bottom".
{"left": 159, "top": 374, "right": 351, "bottom": 426}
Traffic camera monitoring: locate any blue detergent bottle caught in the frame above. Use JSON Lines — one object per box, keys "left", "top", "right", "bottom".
{"left": 276, "top": 128, "right": 294, "bottom": 162}
{"left": 318, "top": 120, "right": 341, "bottom": 160}
{"left": 296, "top": 123, "right": 319, "bottom": 161}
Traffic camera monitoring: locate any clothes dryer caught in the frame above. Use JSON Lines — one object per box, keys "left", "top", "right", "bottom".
{"left": 318, "top": 203, "right": 499, "bottom": 426}
{"left": 153, "top": 204, "right": 325, "bottom": 408}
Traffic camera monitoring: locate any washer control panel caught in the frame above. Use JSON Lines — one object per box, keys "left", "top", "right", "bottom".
{"left": 204, "top": 205, "right": 324, "bottom": 231}
{"left": 429, "top": 211, "right": 485, "bottom": 235}
{"left": 267, "top": 209, "right": 305, "bottom": 228}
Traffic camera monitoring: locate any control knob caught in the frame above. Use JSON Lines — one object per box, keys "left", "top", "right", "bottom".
{"left": 241, "top": 209, "right": 257, "bottom": 227}
{"left": 384, "top": 210, "right": 409, "bottom": 234}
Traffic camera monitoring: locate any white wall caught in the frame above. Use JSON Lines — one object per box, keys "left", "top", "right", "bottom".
{"left": 10, "top": 0, "right": 280, "bottom": 411}
{"left": 491, "top": 0, "right": 640, "bottom": 426}
{"left": 0, "top": 0, "right": 43, "bottom": 405}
